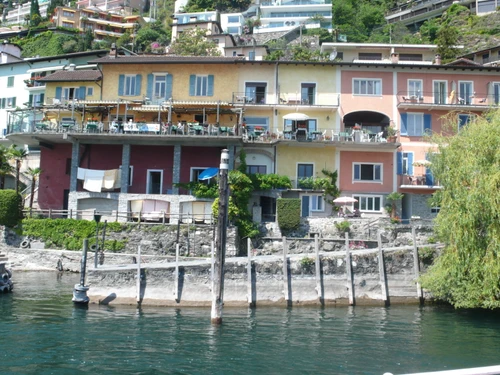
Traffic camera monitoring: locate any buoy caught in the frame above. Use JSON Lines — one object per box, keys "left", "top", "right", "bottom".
{"left": 90, "top": 244, "right": 98, "bottom": 251}
{"left": 20, "top": 239, "right": 30, "bottom": 248}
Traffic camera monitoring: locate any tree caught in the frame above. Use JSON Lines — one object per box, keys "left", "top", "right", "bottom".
{"left": 435, "top": 26, "right": 460, "bottom": 62}
{"left": 8, "top": 145, "right": 28, "bottom": 194}
{"left": 169, "top": 28, "right": 221, "bottom": 56}
{"left": 26, "top": 167, "right": 41, "bottom": 209}
{"left": 420, "top": 110, "right": 500, "bottom": 309}
{"left": 0, "top": 145, "right": 13, "bottom": 189}
{"left": 30, "top": 0, "right": 41, "bottom": 27}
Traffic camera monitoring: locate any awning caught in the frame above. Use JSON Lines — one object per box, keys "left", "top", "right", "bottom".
{"left": 198, "top": 167, "right": 219, "bottom": 180}
{"left": 283, "top": 112, "right": 309, "bottom": 121}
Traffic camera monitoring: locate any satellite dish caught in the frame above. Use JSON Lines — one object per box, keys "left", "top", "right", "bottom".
{"left": 329, "top": 50, "right": 338, "bottom": 61}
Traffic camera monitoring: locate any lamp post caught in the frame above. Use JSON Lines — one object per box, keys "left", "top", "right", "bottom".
{"left": 211, "top": 149, "right": 230, "bottom": 325}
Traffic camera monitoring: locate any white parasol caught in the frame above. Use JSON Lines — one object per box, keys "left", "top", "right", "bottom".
{"left": 412, "top": 160, "right": 432, "bottom": 167}
{"left": 333, "top": 196, "right": 358, "bottom": 204}
{"left": 283, "top": 113, "right": 309, "bottom": 121}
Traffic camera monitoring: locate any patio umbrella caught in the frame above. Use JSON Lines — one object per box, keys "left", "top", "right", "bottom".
{"left": 283, "top": 113, "right": 309, "bottom": 121}
{"left": 198, "top": 167, "right": 219, "bottom": 181}
{"left": 333, "top": 196, "right": 358, "bottom": 204}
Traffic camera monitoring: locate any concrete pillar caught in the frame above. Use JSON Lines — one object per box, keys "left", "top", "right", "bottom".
{"left": 121, "top": 144, "right": 131, "bottom": 193}
{"left": 70, "top": 140, "right": 80, "bottom": 192}
{"left": 172, "top": 145, "right": 181, "bottom": 194}
{"left": 228, "top": 146, "right": 235, "bottom": 170}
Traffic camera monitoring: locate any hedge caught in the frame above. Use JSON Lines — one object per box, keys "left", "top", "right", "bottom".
{"left": 0, "top": 190, "right": 23, "bottom": 227}
{"left": 277, "top": 198, "right": 301, "bottom": 231}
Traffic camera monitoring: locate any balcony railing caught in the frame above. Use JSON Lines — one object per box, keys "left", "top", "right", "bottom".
{"left": 399, "top": 174, "right": 440, "bottom": 188}
{"left": 232, "top": 92, "right": 267, "bottom": 105}
{"left": 232, "top": 92, "right": 340, "bottom": 106}
{"left": 397, "top": 91, "right": 497, "bottom": 108}
{"left": 260, "top": 0, "right": 332, "bottom": 5}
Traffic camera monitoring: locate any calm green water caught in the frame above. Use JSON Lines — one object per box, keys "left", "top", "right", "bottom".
{"left": 1, "top": 272, "right": 500, "bottom": 375}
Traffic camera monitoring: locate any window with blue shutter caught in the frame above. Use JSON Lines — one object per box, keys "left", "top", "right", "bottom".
{"left": 207, "top": 75, "right": 214, "bottom": 96}
{"left": 135, "top": 74, "right": 142, "bottom": 96}
{"left": 354, "top": 164, "right": 360, "bottom": 180}
{"left": 423, "top": 114, "right": 431, "bottom": 135}
{"left": 165, "top": 74, "right": 173, "bottom": 100}
{"left": 78, "top": 86, "right": 86, "bottom": 100}
{"left": 147, "top": 74, "right": 154, "bottom": 101}
{"left": 55, "top": 86, "right": 62, "bottom": 100}
{"left": 408, "top": 152, "right": 414, "bottom": 175}
{"left": 118, "top": 75, "right": 124, "bottom": 96}
{"left": 400, "top": 113, "right": 408, "bottom": 135}
{"left": 397, "top": 152, "right": 403, "bottom": 175}
{"left": 189, "top": 75, "right": 196, "bottom": 96}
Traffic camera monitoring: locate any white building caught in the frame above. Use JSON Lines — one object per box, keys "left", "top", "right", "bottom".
{"left": 4, "top": 0, "right": 50, "bottom": 25}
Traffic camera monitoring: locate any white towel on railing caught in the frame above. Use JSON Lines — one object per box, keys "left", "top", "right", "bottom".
{"left": 77, "top": 167, "right": 86, "bottom": 180}
{"left": 83, "top": 169, "right": 104, "bottom": 192}
{"left": 103, "top": 169, "right": 117, "bottom": 190}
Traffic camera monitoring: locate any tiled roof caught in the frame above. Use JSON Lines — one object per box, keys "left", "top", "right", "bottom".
{"left": 89, "top": 54, "right": 245, "bottom": 64}
{"left": 445, "top": 57, "right": 483, "bottom": 67}
{"left": 37, "top": 70, "right": 102, "bottom": 82}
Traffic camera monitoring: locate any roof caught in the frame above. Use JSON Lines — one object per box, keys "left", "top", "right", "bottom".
{"left": 89, "top": 55, "right": 245, "bottom": 64}
{"left": 37, "top": 70, "right": 102, "bottom": 82}
{"left": 445, "top": 58, "right": 483, "bottom": 67}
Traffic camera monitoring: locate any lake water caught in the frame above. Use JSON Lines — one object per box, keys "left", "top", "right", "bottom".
{"left": 1, "top": 272, "right": 500, "bottom": 375}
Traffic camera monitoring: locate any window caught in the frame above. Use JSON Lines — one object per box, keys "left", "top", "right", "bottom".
{"left": 227, "top": 27, "right": 240, "bottom": 34}
{"left": 248, "top": 51, "right": 255, "bottom": 61}
{"left": 66, "top": 158, "right": 72, "bottom": 175}
{"left": 227, "top": 15, "right": 239, "bottom": 23}
{"left": 62, "top": 22, "right": 74, "bottom": 28}
{"left": 63, "top": 11, "right": 74, "bottom": 17}
{"left": 458, "top": 81, "right": 473, "bottom": 105}
{"left": 307, "top": 119, "right": 317, "bottom": 133}
{"left": 353, "top": 79, "right": 381, "bottom": 96}
{"left": 310, "top": 195, "right": 323, "bottom": 212}
{"left": 87, "top": 87, "right": 94, "bottom": 96}
{"left": 301, "top": 83, "right": 315, "bottom": 105}
{"left": 400, "top": 53, "right": 423, "bottom": 61}
{"left": 358, "top": 53, "right": 382, "bottom": 60}
{"left": 29, "top": 93, "right": 44, "bottom": 106}
{"left": 353, "top": 195, "right": 382, "bottom": 212}
{"left": 493, "top": 82, "right": 500, "bottom": 105}
{"left": 297, "top": 163, "right": 313, "bottom": 179}
{"left": 247, "top": 165, "right": 267, "bottom": 174}
{"left": 7, "top": 76, "right": 14, "bottom": 87}
{"left": 189, "top": 75, "right": 214, "bottom": 97}
{"left": 397, "top": 151, "right": 413, "bottom": 175}
{"left": 125, "top": 75, "right": 137, "bottom": 96}
{"left": 433, "top": 81, "right": 447, "bottom": 104}
{"left": 153, "top": 75, "right": 166, "bottom": 99}
{"left": 401, "top": 113, "right": 431, "bottom": 136}
{"left": 335, "top": 52, "right": 343, "bottom": 61}
{"left": 482, "top": 52, "right": 490, "bottom": 63}
{"left": 244, "top": 116, "right": 269, "bottom": 132}
{"left": 353, "top": 163, "right": 382, "bottom": 182}
{"left": 245, "top": 82, "right": 267, "bottom": 103}
{"left": 190, "top": 167, "right": 216, "bottom": 184}
{"left": 458, "top": 114, "right": 474, "bottom": 130}
{"left": 431, "top": 206, "right": 440, "bottom": 213}
{"left": 147, "top": 169, "right": 163, "bottom": 194}
{"left": 408, "top": 79, "right": 422, "bottom": 98}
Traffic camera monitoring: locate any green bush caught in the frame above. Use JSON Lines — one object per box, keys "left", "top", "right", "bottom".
{"left": 0, "top": 190, "right": 22, "bottom": 227}
{"left": 335, "top": 220, "right": 351, "bottom": 233}
{"left": 277, "top": 198, "right": 300, "bottom": 231}
{"left": 22, "top": 218, "right": 126, "bottom": 251}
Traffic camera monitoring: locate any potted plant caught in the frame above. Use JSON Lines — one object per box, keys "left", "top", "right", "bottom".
{"left": 386, "top": 125, "right": 398, "bottom": 142}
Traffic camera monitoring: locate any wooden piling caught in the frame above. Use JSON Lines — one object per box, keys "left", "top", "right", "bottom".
{"left": 247, "top": 237, "right": 254, "bottom": 306}
{"left": 174, "top": 243, "right": 179, "bottom": 302}
{"left": 345, "top": 232, "right": 354, "bottom": 305}
{"left": 412, "top": 227, "right": 424, "bottom": 303}
{"left": 314, "top": 234, "right": 322, "bottom": 302}
{"left": 378, "top": 232, "right": 389, "bottom": 305}
{"left": 136, "top": 245, "right": 141, "bottom": 304}
{"left": 283, "top": 236, "right": 289, "bottom": 303}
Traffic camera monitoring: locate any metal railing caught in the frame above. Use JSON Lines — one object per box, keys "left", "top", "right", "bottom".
{"left": 399, "top": 174, "right": 439, "bottom": 187}
{"left": 261, "top": 0, "right": 331, "bottom": 5}
{"left": 397, "top": 91, "right": 497, "bottom": 107}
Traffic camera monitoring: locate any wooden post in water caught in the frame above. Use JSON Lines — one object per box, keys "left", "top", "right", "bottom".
{"left": 247, "top": 237, "right": 254, "bottom": 306}
{"left": 174, "top": 243, "right": 179, "bottom": 302}
{"left": 314, "top": 234, "right": 323, "bottom": 302}
{"left": 136, "top": 245, "right": 141, "bottom": 305}
{"left": 211, "top": 149, "right": 229, "bottom": 325}
{"left": 283, "top": 236, "right": 290, "bottom": 304}
{"left": 378, "top": 232, "right": 389, "bottom": 305}
{"left": 412, "top": 227, "right": 424, "bottom": 304}
{"left": 345, "top": 231, "right": 354, "bottom": 305}
{"left": 210, "top": 241, "right": 215, "bottom": 293}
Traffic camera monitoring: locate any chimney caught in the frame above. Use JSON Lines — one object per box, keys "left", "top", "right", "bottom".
{"left": 68, "top": 64, "right": 76, "bottom": 71}
{"left": 434, "top": 54, "right": 442, "bottom": 65}
{"left": 109, "top": 43, "right": 117, "bottom": 59}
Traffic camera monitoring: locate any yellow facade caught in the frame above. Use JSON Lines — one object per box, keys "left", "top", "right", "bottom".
{"left": 44, "top": 81, "right": 101, "bottom": 105}
{"left": 276, "top": 144, "right": 336, "bottom": 184}
{"left": 100, "top": 63, "right": 240, "bottom": 103}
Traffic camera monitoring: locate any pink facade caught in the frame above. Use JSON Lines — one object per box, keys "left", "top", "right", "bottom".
{"left": 129, "top": 145, "right": 175, "bottom": 194}
{"left": 39, "top": 144, "right": 72, "bottom": 210}
{"left": 339, "top": 151, "right": 394, "bottom": 193}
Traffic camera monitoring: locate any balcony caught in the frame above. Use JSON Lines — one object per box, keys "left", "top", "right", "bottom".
{"left": 386, "top": 0, "right": 475, "bottom": 24}
{"left": 232, "top": 92, "right": 340, "bottom": 107}
{"left": 397, "top": 91, "right": 495, "bottom": 111}
{"left": 399, "top": 174, "right": 441, "bottom": 189}
{"left": 260, "top": 0, "right": 332, "bottom": 6}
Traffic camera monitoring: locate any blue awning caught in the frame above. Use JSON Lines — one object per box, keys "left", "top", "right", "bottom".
{"left": 198, "top": 167, "right": 219, "bottom": 180}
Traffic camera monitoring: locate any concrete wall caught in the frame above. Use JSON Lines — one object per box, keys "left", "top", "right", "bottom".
{"left": 85, "top": 247, "right": 428, "bottom": 306}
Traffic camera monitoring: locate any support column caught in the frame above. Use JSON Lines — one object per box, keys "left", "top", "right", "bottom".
{"left": 70, "top": 140, "right": 80, "bottom": 192}
{"left": 121, "top": 144, "right": 131, "bottom": 193}
{"left": 172, "top": 145, "right": 181, "bottom": 194}
{"left": 228, "top": 146, "right": 235, "bottom": 171}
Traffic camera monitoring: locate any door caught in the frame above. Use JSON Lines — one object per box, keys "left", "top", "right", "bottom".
{"left": 301, "top": 196, "right": 310, "bottom": 217}
{"left": 433, "top": 81, "right": 447, "bottom": 104}
{"left": 63, "top": 189, "right": 69, "bottom": 218}
{"left": 147, "top": 170, "right": 163, "bottom": 194}
{"left": 459, "top": 81, "right": 473, "bottom": 104}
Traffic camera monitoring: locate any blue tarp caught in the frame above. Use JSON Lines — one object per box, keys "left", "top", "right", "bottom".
{"left": 198, "top": 167, "right": 219, "bottom": 180}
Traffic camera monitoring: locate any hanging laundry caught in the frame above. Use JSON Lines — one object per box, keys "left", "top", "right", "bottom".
{"left": 103, "top": 169, "right": 117, "bottom": 190}
{"left": 83, "top": 169, "right": 105, "bottom": 192}
{"left": 77, "top": 167, "right": 86, "bottom": 180}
